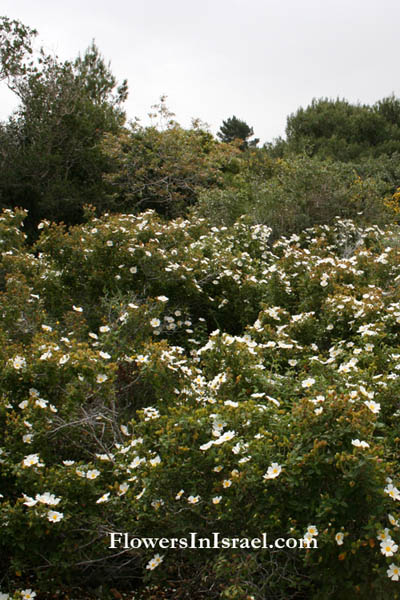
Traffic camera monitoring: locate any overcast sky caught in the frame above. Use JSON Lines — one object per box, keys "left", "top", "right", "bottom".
{"left": 1, "top": 0, "right": 400, "bottom": 144}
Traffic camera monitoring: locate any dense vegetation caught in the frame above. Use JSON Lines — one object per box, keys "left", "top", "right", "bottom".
{"left": 2, "top": 16, "right": 400, "bottom": 600}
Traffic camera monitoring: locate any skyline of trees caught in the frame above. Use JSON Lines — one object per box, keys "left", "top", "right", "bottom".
{"left": 1, "top": 15, "right": 400, "bottom": 237}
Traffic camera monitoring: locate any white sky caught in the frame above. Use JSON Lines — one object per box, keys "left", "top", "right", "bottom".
{"left": 1, "top": 0, "right": 400, "bottom": 144}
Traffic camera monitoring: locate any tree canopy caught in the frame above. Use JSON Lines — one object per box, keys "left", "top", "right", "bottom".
{"left": 217, "top": 115, "right": 259, "bottom": 149}
{"left": 283, "top": 96, "right": 400, "bottom": 160}
{"left": 102, "top": 98, "right": 240, "bottom": 218}
{"left": 0, "top": 17, "right": 128, "bottom": 232}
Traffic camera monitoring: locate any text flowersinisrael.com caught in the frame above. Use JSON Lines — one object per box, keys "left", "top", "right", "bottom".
{"left": 109, "top": 532, "right": 318, "bottom": 550}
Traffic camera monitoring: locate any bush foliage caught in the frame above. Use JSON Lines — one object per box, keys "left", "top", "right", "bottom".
{"left": 1, "top": 208, "right": 400, "bottom": 599}
{"left": 193, "top": 153, "right": 393, "bottom": 238}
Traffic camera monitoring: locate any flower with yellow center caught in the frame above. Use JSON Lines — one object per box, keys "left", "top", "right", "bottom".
{"left": 47, "top": 510, "right": 63, "bottom": 523}
{"left": 188, "top": 495, "right": 200, "bottom": 504}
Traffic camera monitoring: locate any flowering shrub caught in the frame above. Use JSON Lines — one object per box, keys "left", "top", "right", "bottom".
{"left": 1, "top": 208, "right": 400, "bottom": 598}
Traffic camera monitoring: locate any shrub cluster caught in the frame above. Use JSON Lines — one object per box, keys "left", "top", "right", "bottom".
{"left": 193, "top": 153, "right": 393, "bottom": 238}
{"left": 1, "top": 208, "right": 400, "bottom": 598}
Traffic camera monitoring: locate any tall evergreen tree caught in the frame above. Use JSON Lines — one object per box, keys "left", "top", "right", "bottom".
{"left": 217, "top": 115, "right": 259, "bottom": 149}
{"left": 0, "top": 17, "right": 128, "bottom": 232}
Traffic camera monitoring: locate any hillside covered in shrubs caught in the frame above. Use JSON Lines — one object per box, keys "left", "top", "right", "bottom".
{"left": 2, "top": 209, "right": 400, "bottom": 599}
{"left": 2, "top": 15, "right": 400, "bottom": 600}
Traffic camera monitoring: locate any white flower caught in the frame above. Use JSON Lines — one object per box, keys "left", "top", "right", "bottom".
{"left": 150, "top": 318, "right": 161, "bottom": 328}
{"left": 23, "top": 434, "right": 33, "bottom": 444}
{"left": 150, "top": 455, "right": 161, "bottom": 467}
{"left": 175, "top": 489, "right": 184, "bottom": 500}
{"left": 214, "top": 430, "right": 235, "bottom": 445}
{"left": 212, "top": 496, "right": 222, "bottom": 504}
{"left": 12, "top": 355, "right": 26, "bottom": 370}
{"left": 136, "top": 354, "right": 149, "bottom": 365}
{"left": 302, "top": 377, "right": 315, "bottom": 389}
{"left": 35, "top": 398, "right": 48, "bottom": 408}
{"left": 156, "top": 296, "right": 169, "bottom": 302}
{"left": 303, "top": 531, "right": 315, "bottom": 543}
{"left": 389, "top": 514, "right": 400, "bottom": 528}
{"left": 222, "top": 479, "right": 232, "bottom": 488}
{"left": 263, "top": 462, "right": 282, "bottom": 480}
{"left": 385, "top": 484, "right": 400, "bottom": 501}
{"left": 146, "top": 553, "right": 163, "bottom": 570}
{"left": 377, "top": 528, "right": 392, "bottom": 542}
{"left": 232, "top": 443, "right": 242, "bottom": 454}
{"left": 63, "top": 460, "right": 75, "bottom": 466}
{"left": 86, "top": 469, "right": 100, "bottom": 480}
{"left": 224, "top": 400, "right": 239, "bottom": 407}
{"left": 99, "top": 325, "right": 110, "bottom": 333}
{"left": 40, "top": 350, "right": 52, "bottom": 361}
{"left": 129, "top": 456, "right": 145, "bottom": 469}
{"left": 96, "top": 493, "right": 110, "bottom": 504}
{"left": 23, "top": 453, "right": 43, "bottom": 468}
{"left": 387, "top": 563, "right": 400, "bottom": 581}
{"left": 99, "top": 351, "right": 111, "bottom": 360}
{"left": 72, "top": 305, "right": 83, "bottom": 312}
{"left": 136, "top": 488, "right": 146, "bottom": 500}
{"left": 357, "top": 324, "right": 378, "bottom": 337}
{"left": 212, "top": 416, "right": 226, "bottom": 434}
{"left": 306, "top": 525, "right": 318, "bottom": 537}
{"left": 143, "top": 406, "right": 160, "bottom": 420}
{"left": 188, "top": 495, "right": 200, "bottom": 504}
{"left": 59, "top": 354, "right": 70, "bottom": 365}
{"left": 47, "top": 510, "right": 63, "bottom": 523}
{"left": 21, "top": 590, "right": 36, "bottom": 600}
{"left": 120, "top": 424, "right": 130, "bottom": 436}
{"left": 381, "top": 538, "right": 398, "bottom": 556}
{"left": 118, "top": 483, "right": 129, "bottom": 496}
{"left": 364, "top": 400, "right": 381, "bottom": 414}
{"left": 96, "top": 453, "right": 112, "bottom": 461}
{"left": 351, "top": 439, "right": 370, "bottom": 449}
{"left": 36, "top": 492, "right": 61, "bottom": 506}
{"left": 335, "top": 532, "right": 344, "bottom": 545}
{"left": 96, "top": 374, "right": 108, "bottom": 383}
{"left": 41, "top": 324, "right": 52, "bottom": 332}
{"left": 23, "top": 494, "right": 38, "bottom": 507}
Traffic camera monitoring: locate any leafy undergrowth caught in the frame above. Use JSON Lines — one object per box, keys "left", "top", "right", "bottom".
{"left": 1, "top": 208, "right": 400, "bottom": 599}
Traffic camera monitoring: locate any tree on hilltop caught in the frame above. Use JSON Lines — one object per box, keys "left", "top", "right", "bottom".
{"left": 217, "top": 115, "right": 259, "bottom": 149}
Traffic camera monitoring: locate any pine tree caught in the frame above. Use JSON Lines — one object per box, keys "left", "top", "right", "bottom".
{"left": 217, "top": 115, "right": 259, "bottom": 149}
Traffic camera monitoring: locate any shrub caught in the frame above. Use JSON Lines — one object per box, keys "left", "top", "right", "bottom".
{"left": 1, "top": 209, "right": 400, "bottom": 598}
{"left": 193, "top": 154, "right": 392, "bottom": 238}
